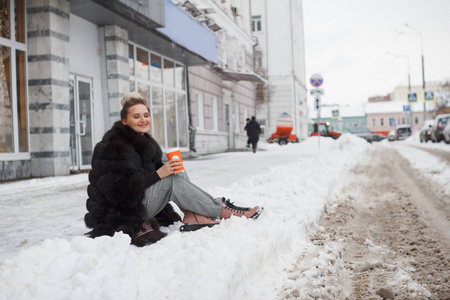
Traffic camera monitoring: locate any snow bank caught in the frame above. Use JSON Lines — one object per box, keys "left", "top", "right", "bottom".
{"left": 0, "top": 136, "right": 369, "bottom": 300}
{"left": 394, "top": 145, "right": 450, "bottom": 196}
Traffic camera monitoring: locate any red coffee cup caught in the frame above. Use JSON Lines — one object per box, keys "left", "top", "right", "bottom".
{"left": 166, "top": 147, "right": 184, "bottom": 172}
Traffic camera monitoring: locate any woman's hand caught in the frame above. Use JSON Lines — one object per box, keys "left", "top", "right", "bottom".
{"left": 156, "top": 158, "right": 184, "bottom": 178}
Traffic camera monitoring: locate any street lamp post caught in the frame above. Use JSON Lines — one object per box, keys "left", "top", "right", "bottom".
{"left": 404, "top": 23, "right": 427, "bottom": 122}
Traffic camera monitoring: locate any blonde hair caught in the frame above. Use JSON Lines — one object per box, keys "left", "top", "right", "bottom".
{"left": 120, "top": 91, "right": 146, "bottom": 107}
{"left": 119, "top": 92, "right": 150, "bottom": 120}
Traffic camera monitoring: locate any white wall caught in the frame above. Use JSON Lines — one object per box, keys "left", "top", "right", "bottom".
{"left": 69, "top": 14, "right": 105, "bottom": 143}
{"left": 266, "top": 0, "right": 293, "bottom": 76}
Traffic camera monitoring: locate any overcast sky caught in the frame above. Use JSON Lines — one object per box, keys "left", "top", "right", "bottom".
{"left": 303, "top": 0, "right": 450, "bottom": 106}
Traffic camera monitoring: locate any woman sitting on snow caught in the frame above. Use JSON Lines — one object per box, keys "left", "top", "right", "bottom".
{"left": 84, "top": 92, "right": 263, "bottom": 246}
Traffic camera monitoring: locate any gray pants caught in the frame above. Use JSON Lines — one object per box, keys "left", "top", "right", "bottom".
{"left": 142, "top": 172, "right": 223, "bottom": 219}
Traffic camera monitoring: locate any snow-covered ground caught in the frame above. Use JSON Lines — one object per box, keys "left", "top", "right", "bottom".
{"left": 0, "top": 134, "right": 449, "bottom": 300}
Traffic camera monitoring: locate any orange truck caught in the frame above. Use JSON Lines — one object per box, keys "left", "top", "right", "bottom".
{"left": 310, "top": 122, "right": 341, "bottom": 139}
{"left": 267, "top": 115, "right": 299, "bottom": 145}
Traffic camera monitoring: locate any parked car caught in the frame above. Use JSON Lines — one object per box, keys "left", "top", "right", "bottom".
{"left": 395, "top": 125, "right": 412, "bottom": 140}
{"left": 431, "top": 114, "right": 450, "bottom": 143}
{"left": 349, "top": 126, "right": 373, "bottom": 143}
{"left": 388, "top": 130, "right": 396, "bottom": 141}
{"left": 372, "top": 133, "right": 386, "bottom": 142}
{"left": 443, "top": 121, "right": 450, "bottom": 144}
{"left": 420, "top": 119, "right": 435, "bottom": 143}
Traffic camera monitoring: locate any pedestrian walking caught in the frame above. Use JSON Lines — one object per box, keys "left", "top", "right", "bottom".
{"left": 244, "top": 118, "right": 251, "bottom": 147}
{"left": 84, "top": 92, "right": 264, "bottom": 247}
{"left": 247, "top": 116, "right": 261, "bottom": 153}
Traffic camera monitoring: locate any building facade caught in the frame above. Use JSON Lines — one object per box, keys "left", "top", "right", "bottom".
{"left": 309, "top": 105, "right": 367, "bottom": 133}
{"left": 180, "top": 0, "right": 264, "bottom": 154}
{"left": 250, "top": 0, "right": 308, "bottom": 140}
{"left": 1, "top": 0, "right": 262, "bottom": 181}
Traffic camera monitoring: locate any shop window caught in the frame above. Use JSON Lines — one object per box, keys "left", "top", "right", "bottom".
{"left": 14, "top": 0, "right": 25, "bottom": 43}
{"left": 136, "top": 47, "right": 149, "bottom": 80}
{"left": 177, "top": 94, "right": 188, "bottom": 147}
{"left": 128, "top": 43, "right": 187, "bottom": 149}
{"left": 152, "top": 87, "right": 165, "bottom": 146}
{"left": 0, "top": 46, "right": 13, "bottom": 152}
{"left": 163, "top": 59, "right": 174, "bottom": 87}
{"left": 150, "top": 54, "right": 162, "bottom": 83}
{"left": 165, "top": 90, "right": 177, "bottom": 147}
{"left": 175, "top": 64, "right": 185, "bottom": 90}
{"left": 0, "top": 0, "right": 27, "bottom": 155}
{"left": 1, "top": 1, "right": 11, "bottom": 39}
{"left": 128, "top": 44, "right": 134, "bottom": 76}
{"left": 16, "top": 50, "right": 27, "bottom": 152}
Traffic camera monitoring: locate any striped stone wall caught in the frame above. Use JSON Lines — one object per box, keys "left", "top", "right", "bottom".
{"left": 27, "top": 0, "right": 71, "bottom": 177}
{"left": 104, "top": 25, "right": 130, "bottom": 125}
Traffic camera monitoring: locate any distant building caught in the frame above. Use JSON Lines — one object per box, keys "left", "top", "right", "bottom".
{"left": 0, "top": 0, "right": 263, "bottom": 181}
{"left": 365, "top": 102, "right": 433, "bottom": 135}
{"left": 309, "top": 105, "right": 366, "bottom": 133}
{"left": 368, "top": 94, "right": 391, "bottom": 103}
{"left": 250, "top": 0, "right": 308, "bottom": 141}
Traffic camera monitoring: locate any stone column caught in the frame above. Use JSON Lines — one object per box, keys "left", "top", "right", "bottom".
{"left": 27, "top": 0, "right": 71, "bottom": 177}
{"left": 103, "top": 25, "right": 130, "bottom": 125}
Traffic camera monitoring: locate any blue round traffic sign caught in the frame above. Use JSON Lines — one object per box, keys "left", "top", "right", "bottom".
{"left": 310, "top": 73, "right": 323, "bottom": 87}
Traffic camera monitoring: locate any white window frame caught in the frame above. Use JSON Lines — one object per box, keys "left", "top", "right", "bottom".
{"left": 128, "top": 42, "right": 187, "bottom": 150}
{"left": 251, "top": 15, "right": 262, "bottom": 32}
{"left": 0, "top": 0, "right": 29, "bottom": 160}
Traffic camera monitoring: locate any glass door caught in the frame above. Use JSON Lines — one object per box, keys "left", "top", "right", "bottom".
{"left": 69, "top": 75, "right": 93, "bottom": 171}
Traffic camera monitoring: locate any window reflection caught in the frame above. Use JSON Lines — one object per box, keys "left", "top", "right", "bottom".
{"left": 150, "top": 54, "right": 162, "bottom": 84}
{"left": 177, "top": 94, "right": 188, "bottom": 147}
{"left": 0, "top": 46, "right": 13, "bottom": 152}
{"left": 128, "top": 44, "right": 134, "bottom": 76}
{"left": 16, "top": 50, "right": 27, "bottom": 152}
{"left": 136, "top": 47, "right": 149, "bottom": 80}
{"left": 0, "top": 1, "right": 10, "bottom": 39}
{"left": 14, "top": 0, "right": 24, "bottom": 43}
{"left": 152, "top": 87, "right": 165, "bottom": 146}
{"left": 163, "top": 59, "right": 174, "bottom": 87}
{"left": 165, "top": 91, "right": 176, "bottom": 147}
{"left": 175, "top": 64, "right": 185, "bottom": 90}
{"left": 128, "top": 44, "right": 188, "bottom": 149}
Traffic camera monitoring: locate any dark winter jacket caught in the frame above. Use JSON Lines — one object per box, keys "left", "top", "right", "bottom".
{"left": 247, "top": 119, "right": 261, "bottom": 143}
{"left": 84, "top": 121, "right": 181, "bottom": 246}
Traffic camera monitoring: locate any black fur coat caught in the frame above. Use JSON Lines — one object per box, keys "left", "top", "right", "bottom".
{"left": 84, "top": 121, "right": 181, "bottom": 246}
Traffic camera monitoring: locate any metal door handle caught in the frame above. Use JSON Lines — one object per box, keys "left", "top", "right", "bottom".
{"left": 79, "top": 115, "right": 86, "bottom": 136}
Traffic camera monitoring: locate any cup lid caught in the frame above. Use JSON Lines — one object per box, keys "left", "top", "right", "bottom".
{"left": 166, "top": 147, "right": 180, "bottom": 153}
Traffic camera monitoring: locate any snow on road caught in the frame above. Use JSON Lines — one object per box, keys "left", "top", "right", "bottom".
{"left": 0, "top": 135, "right": 449, "bottom": 300}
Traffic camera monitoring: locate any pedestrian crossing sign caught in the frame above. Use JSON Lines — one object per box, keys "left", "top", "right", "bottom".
{"left": 331, "top": 109, "right": 340, "bottom": 119}
{"left": 424, "top": 90, "right": 435, "bottom": 102}
{"left": 407, "top": 92, "right": 418, "bottom": 103}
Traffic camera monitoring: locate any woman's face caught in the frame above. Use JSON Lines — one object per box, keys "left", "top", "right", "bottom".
{"left": 121, "top": 104, "right": 151, "bottom": 134}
